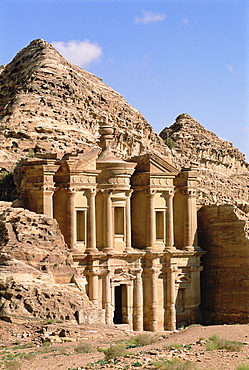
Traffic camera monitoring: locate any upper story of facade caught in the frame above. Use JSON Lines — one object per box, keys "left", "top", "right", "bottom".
{"left": 20, "top": 118, "right": 200, "bottom": 255}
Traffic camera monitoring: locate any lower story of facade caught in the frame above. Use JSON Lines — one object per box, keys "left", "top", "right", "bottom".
{"left": 74, "top": 248, "right": 203, "bottom": 331}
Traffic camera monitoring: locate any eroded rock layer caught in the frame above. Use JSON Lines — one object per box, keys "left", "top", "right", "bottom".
{"left": 0, "top": 39, "right": 169, "bottom": 172}
{"left": 160, "top": 114, "right": 249, "bottom": 205}
{"left": 0, "top": 202, "right": 99, "bottom": 323}
{"left": 198, "top": 204, "right": 249, "bottom": 324}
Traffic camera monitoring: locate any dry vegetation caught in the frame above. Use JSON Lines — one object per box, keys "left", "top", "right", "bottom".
{"left": 0, "top": 321, "right": 249, "bottom": 370}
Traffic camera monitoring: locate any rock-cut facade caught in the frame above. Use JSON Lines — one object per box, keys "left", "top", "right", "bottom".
{"left": 20, "top": 118, "right": 205, "bottom": 331}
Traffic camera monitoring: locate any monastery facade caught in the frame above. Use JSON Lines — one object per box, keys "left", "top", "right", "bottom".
{"left": 20, "top": 120, "right": 204, "bottom": 331}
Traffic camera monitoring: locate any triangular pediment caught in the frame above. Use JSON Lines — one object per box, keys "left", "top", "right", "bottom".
{"left": 62, "top": 148, "right": 101, "bottom": 172}
{"left": 131, "top": 153, "right": 179, "bottom": 175}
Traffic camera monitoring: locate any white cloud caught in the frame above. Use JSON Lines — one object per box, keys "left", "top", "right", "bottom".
{"left": 52, "top": 40, "right": 103, "bottom": 67}
{"left": 183, "top": 17, "right": 190, "bottom": 26}
{"left": 226, "top": 64, "right": 238, "bottom": 75}
{"left": 135, "top": 10, "right": 166, "bottom": 25}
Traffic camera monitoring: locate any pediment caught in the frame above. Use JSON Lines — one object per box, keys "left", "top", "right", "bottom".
{"left": 176, "top": 274, "right": 191, "bottom": 284}
{"left": 63, "top": 148, "right": 100, "bottom": 172}
{"left": 131, "top": 153, "right": 179, "bottom": 175}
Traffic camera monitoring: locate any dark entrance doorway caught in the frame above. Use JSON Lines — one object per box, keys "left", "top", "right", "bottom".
{"left": 113, "top": 285, "right": 124, "bottom": 324}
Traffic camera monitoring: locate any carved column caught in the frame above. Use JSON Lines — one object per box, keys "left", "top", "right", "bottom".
{"left": 86, "top": 189, "right": 97, "bottom": 253}
{"left": 42, "top": 188, "right": 55, "bottom": 218}
{"left": 188, "top": 265, "right": 203, "bottom": 322}
{"left": 165, "top": 190, "right": 174, "bottom": 250}
{"left": 184, "top": 189, "right": 197, "bottom": 250}
{"left": 103, "top": 190, "right": 114, "bottom": 253}
{"left": 151, "top": 262, "right": 159, "bottom": 331}
{"left": 126, "top": 284, "right": 133, "bottom": 328}
{"left": 88, "top": 268, "right": 99, "bottom": 308}
{"left": 103, "top": 271, "right": 112, "bottom": 325}
{"left": 125, "top": 190, "right": 133, "bottom": 251}
{"left": 66, "top": 188, "right": 76, "bottom": 250}
{"left": 147, "top": 190, "right": 156, "bottom": 250}
{"left": 133, "top": 269, "right": 143, "bottom": 331}
{"left": 165, "top": 266, "right": 177, "bottom": 331}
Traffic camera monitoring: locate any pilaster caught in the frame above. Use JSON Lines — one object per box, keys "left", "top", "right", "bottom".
{"left": 86, "top": 189, "right": 98, "bottom": 253}
{"left": 66, "top": 188, "right": 76, "bottom": 250}
{"left": 165, "top": 190, "right": 175, "bottom": 251}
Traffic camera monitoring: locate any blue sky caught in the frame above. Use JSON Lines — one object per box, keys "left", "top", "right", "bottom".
{"left": 1, "top": 0, "right": 249, "bottom": 161}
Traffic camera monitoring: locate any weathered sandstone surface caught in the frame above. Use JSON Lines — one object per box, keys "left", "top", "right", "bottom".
{"left": 160, "top": 114, "right": 249, "bottom": 205}
{"left": 0, "top": 202, "right": 99, "bottom": 323}
{"left": 0, "top": 39, "right": 169, "bottom": 173}
{"left": 198, "top": 204, "right": 249, "bottom": 324}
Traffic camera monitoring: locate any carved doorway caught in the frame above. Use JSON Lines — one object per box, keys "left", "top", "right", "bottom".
{"left": 114, "top": 284, "right": 125, "bottom": 324}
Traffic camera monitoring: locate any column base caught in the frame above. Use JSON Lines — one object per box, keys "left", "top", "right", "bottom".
{"left": 85, "top": 247, "right": 99, "bottom": 254}
{"left": 124, "top": 246, "right": 133, "bottom": 253}
{"left": 104, "top": 248, "right": 115, "bottom": 255}
{"left": 164, "top": 245, "right": 177, "bottom": 252}
{"left": 184, "top": 246, "right": 195, "bottom": 251}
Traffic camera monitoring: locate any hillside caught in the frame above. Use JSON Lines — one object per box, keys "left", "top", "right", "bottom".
{"left": 160, "top": 113, "right": 249, "bottom": 206}
{"left": 0, "top": 39, "right": 170, "bottom": 172}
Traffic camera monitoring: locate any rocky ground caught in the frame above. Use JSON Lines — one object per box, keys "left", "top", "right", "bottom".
{"left": 0, "top": 320, "right": 248, "bottom": 369}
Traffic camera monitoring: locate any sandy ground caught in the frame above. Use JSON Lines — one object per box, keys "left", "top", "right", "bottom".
{"left": 0, "top": 321, "right": 248, "bottom": 369}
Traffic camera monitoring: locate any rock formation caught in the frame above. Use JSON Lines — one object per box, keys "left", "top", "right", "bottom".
{"left": 0, "top": 202, "right": 101, "bottom": 323}
{"left": 0, "top": 40, "right": 249, "bottom": 327}
{"left": 160, "top": 114, "right": 249, "bottom": 206}
{"left": 0, "top": 39, "right": 169, "bottom": 173}
{"left": 198, "top": 204, "right": 249, "bottom": 324}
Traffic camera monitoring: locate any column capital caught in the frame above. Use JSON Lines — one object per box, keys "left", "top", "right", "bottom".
{"left": 125, "top": 189, "right": 133, "bottom": 197}
{"left": 146, "top": 189, "right": 157, "bottom": 197}
{"left": 102, "top": 189, "right": 112, "bottom": 197}
{"left": 183, "top": 188, "right": 196, "bottom": 197}
{"left": 66, "top": 187, "right": 77, "bottom": 195}
{"left": 164, "top": 189, "right": 174, "bottom": 197}
{"left": 130, "top": 268, "right": 143, "bottom": 275}
{"left": 189, "top": 265, "right": 203, "bottom": 272}
{"left": 85, "top": 268, "right": 101, "bottom": 277}
{"left": 165, "top": 266, "right": 178, "bottom": 273}
{"left": 88, "top": 188, "right": 97, "bottom": 196}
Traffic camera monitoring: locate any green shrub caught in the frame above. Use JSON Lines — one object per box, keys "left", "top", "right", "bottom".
{"left": 22, "top": 352, "right": 37, "bottom": 361}
{"left": 187, "top": 324, "right": 202, "bottom": 328}
{"left": 164, "top": 137, "right": 175, "bottom": 149}
{"left": 236, "top": 364, "right": 249, "bottom": 370}
{"left": 205, "top": 335, "right": 243, "bottom": 352}
{"left": 28, "top": 149, "right": 35, "bottom": 158}
{"left": 126, "top": 333, "right": 159, "bottom": 348}
{"left": 165, "top": 343, "right": 183, "bottom": 350}
{"left": 103, "top": 344, "right": 128, "bottom": 360}
{"left": 13, "top": 342, "right": 35, "bottom": 350}
{"left": 132, "top": 362, "right": 143, "bottom": 367}
{"left": 153, "top": 358, "right": 199, "bottom": 369}
{"left": 3, "top": 360, "right": 22, "bottom": 370}
{"left": 74, "top": 342, "right": 94, "bottom": 354}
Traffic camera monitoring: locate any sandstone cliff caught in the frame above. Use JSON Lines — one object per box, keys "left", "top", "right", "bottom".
{"left": 198, "top": 204, "right": 249, "bottom": 324}
{"left": 160, "top": 114, "right": 249, "bottom": 205}
{"left": 0, "top": 39, "right": 169, "bottom": 173}
{"left": 0, "top": 202, "right": 100, "bottom": 323}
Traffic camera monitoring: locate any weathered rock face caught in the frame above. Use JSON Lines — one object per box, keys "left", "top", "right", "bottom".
{"left": 0, "top": 39, "right": 169, "bottom": 172}
{"left": 0, "top": 202, "right": 100, "bottom": 323}
{"left": 160, "top": 114, "right": 249, "bottom": 205}
{"left": 198, "top": 204, "right": 249, "bottom": 324}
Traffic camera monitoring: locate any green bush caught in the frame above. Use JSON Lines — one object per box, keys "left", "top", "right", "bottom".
{"left": 165, "top": 343, "right": 183, "bottom": 350}
{"left": 236, "top": 363, "right": 249, "bottom": 370}
{"left": 164, "top": 137, "right": 175, "bottom": 149}
{"left": 126, "top": 333, "right": 159, "bottom": 348}
{"left": 3, "top": 360, "right": 22, "bottom": 370}
{"left": 153, "top": 358, "right": 199, "bottom": 370}
{"left": 74, "top": 342, "right": 94, "bottom": 354}
{"left": 205, "top": 335, "right": 243, "bottom": 352}
{"left": 103, "top": 344, "right": 128, "bottom": 360}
